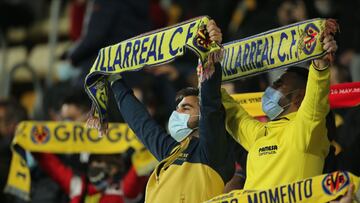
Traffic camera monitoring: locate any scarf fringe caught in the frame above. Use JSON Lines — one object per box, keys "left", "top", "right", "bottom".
{"left": 197, "top": 48, "right": 224, "bottom": 83}
{"left": 322, "top": 19, "right": 340, "bottom": 63}
{"left": 86, "top": 105, "right": 108, "bottom": 137}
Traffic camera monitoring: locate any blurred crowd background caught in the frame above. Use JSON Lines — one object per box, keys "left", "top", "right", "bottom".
{"left": 0, "top": 0, "right": 359, "bottom": 202}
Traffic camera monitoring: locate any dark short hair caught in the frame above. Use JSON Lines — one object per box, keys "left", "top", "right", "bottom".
{"left": 285, "top": 66, "right": 309, "bottom": 88}
{"left": 61, "top": 90, "right": 91, "bottom": 112}
{"left": 175, "top": 87, "right": 199, "bottom": 107}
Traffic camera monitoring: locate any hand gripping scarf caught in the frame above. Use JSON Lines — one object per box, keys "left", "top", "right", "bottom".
{"left": 84, "top": 17, "right": 337, "bottom": 135}
{"left": 84, "top": 16, "right": 221, "bottom": 135}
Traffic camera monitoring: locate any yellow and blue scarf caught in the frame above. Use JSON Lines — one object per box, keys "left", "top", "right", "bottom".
{"left": 4, "top": 121, "right": 157, "bottom": 201}
{"left": 84, "top": 17, "right": 337, "bottom": 134}
{"left": 205, "top": 171, "right": 360, "bottom": 203}
{"left": 84, "top": 16, "right": 220, "bottom": 133}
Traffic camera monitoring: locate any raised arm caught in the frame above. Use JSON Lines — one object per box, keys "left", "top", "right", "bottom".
{"left": 297, "top": 63, "right": 330, "bottom": 121}
{"left": 35, "top": 153, "right": 75, "bottom": 195}
{"left": 295, "top": 35, "right": 337, "bottom": 148}
{"left": 221, "top": 90, "right": 264, "bottom": 151}
{"left": 111, "top": 79, "right": 177, "bottom": 161}
{"left": 199, "top": 62, "right": 227, "bottom": 163}
{"left": 197, "top": 21, "right": 238, "bottom": 171}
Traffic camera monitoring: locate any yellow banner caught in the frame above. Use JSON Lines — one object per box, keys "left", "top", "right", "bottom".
{"left": 205, "top": 171, "right": 360, "bottom": 203}
{"left": 4, "top": 121, "right": 157, "bottom": 201}
{"left": 13, "top": 121, "right": 143, "bottom": 153}
{"left": 221, "top": 19, "right": 327, "bottom": 82}
{"left": 231, "top": 92, "right": 264, "bottom": 117}
{"left": 230, "top": 82, "right": 360, "bottom": 118}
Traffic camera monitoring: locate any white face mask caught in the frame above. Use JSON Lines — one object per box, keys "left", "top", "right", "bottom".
{"left": 261, "top": 87, "right": 297, "bottom": 120}
{"left": 168, "top": 111, "right": 199, "bottom": 142}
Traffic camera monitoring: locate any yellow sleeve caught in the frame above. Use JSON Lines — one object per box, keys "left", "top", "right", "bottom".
{"left": 221, "top": 88, "right": 264, "bottom": 151}
{"left": 295, "top": 63, "right": 330, "bottom": 151}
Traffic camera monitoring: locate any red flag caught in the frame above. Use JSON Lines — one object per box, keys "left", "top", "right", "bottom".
{"left": 329, "top": 82, "right": 360, "bottom": 109}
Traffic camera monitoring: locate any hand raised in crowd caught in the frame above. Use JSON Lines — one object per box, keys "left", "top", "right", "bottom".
{"left": 207, "top": 20, "right": 222, "bottom": 44}
{"left": 330, "top": 184, "right": 354, "bottom": 203}
{"left": 313, "top": 34, "right": 338, "bottom": 69}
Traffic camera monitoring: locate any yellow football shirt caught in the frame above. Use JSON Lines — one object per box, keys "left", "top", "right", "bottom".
{"left": 222, "top": 64, "right": 330, "bottom": 190}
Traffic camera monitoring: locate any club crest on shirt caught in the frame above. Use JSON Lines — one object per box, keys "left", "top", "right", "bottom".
{"left": 322, "top": 171, "right": 350, "bottom": 195}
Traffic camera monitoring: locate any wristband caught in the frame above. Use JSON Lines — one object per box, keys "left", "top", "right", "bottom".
{"left": 312, "top": 60, "right": 330, "bottom": 71}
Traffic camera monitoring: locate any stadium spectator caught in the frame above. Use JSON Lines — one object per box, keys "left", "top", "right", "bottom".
{"left": 0, "top": 100, "right": 28, "bottom": 203}
{"left": 34, "top": 153, "right": 147, "bottom": 203}
{"left": 221, "top": 34, "right": 338, "bottom": 190}
{"left": 109, "top": 20, "right": 237, "bottom": 202}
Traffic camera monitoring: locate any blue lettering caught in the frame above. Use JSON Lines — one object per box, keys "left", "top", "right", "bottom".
{"left": 158, "top": 33, "right": 165, "bottom": 60}
{"left": 256, "top": 39, "right": 263, "bottom": 68}
{"left": 94, "top": 50, "right": 102, "bottom": 71}
{"left": 290, "top": 30, "right": 297, "bottom": 59}
{"left": 222, "top": 48, "right": 229, "bottom": 76}
{"left": 122, "top": 42, "right": 132, "bottom": 67}
{"left": 107, "top": 46, "right": 114, "bottom": 71}
{"left": 248, "top": 193, "right": 258, "bottom": 203}
{"left": 229, "top": 47, "right": 234, "bottom": 68}
{"left": 131, "top": 40, "right": 141, "bottom": 66}
{"left": 169, "top": 27, "right": 183, "bottom": 56}
{"left": 304, "top": 179, "right": 312, "bottom": 198}
{"left": 185, "top": 22, "right": 196, "bottom": 43}
{"left": 235, "top": 45, "right": 243, "bottom": 71}
{"left": 147, "top": 36, "right": 157, "bottom": 62}
{"left": 288, "top": 183, "right": 296, "bottom": 203}
{"left": 262, "top": 38, "right": 269, "bottom": 65}
{"left": 229, "top": 47, "right": 237, "bottom": 74}
{"left": 259, "top": 191, "right": 268, "bottom": 203}
{"left": 249, "top": 41, "right": 257, "bottom": 68}
{"left": 224, "top": 48, "right": 229, "bottom": 68}
{"left": 280, "top": 185, "right": 286, "bottom": 203}
{"left": 99, "top": 48, "right": 106, "bottom": 71}
{"left": 139, "top": 37, "right": 150, "bottom": 64}
{"left": 113, "top": 45, "right": 122, "bottom": 69}
{"left": 269, "top": 188, "right": 280, "bottom": 203}
{"left": 236, "top": 45, "right": 246, "bottom": 72}
{"left": 278, "top": 32, "right": 288, "bottom": 62}
{"left": 297, "top": 181, "right": 303, "bottom": 201}
{"left": 269, "top": 36, "right": 275, "bottom": 64}
{"left": 243, "top": 43, "right": 250, "bottom": 69}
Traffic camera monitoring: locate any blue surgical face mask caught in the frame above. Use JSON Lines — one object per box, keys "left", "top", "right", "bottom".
{"left": 168, "top": 111, "right": 198, "bottom": 142}
{"left": 262, "top": 87, "right": 292, "bottom": 120}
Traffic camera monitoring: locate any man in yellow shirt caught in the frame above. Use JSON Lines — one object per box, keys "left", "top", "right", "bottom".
{"left": 222, "top": 35, "right": 338, "bottom": 190}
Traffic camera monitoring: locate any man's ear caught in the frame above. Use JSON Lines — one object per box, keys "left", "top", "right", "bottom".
{"left": 293, "top": 89, "right": 306, "bottom": 108}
